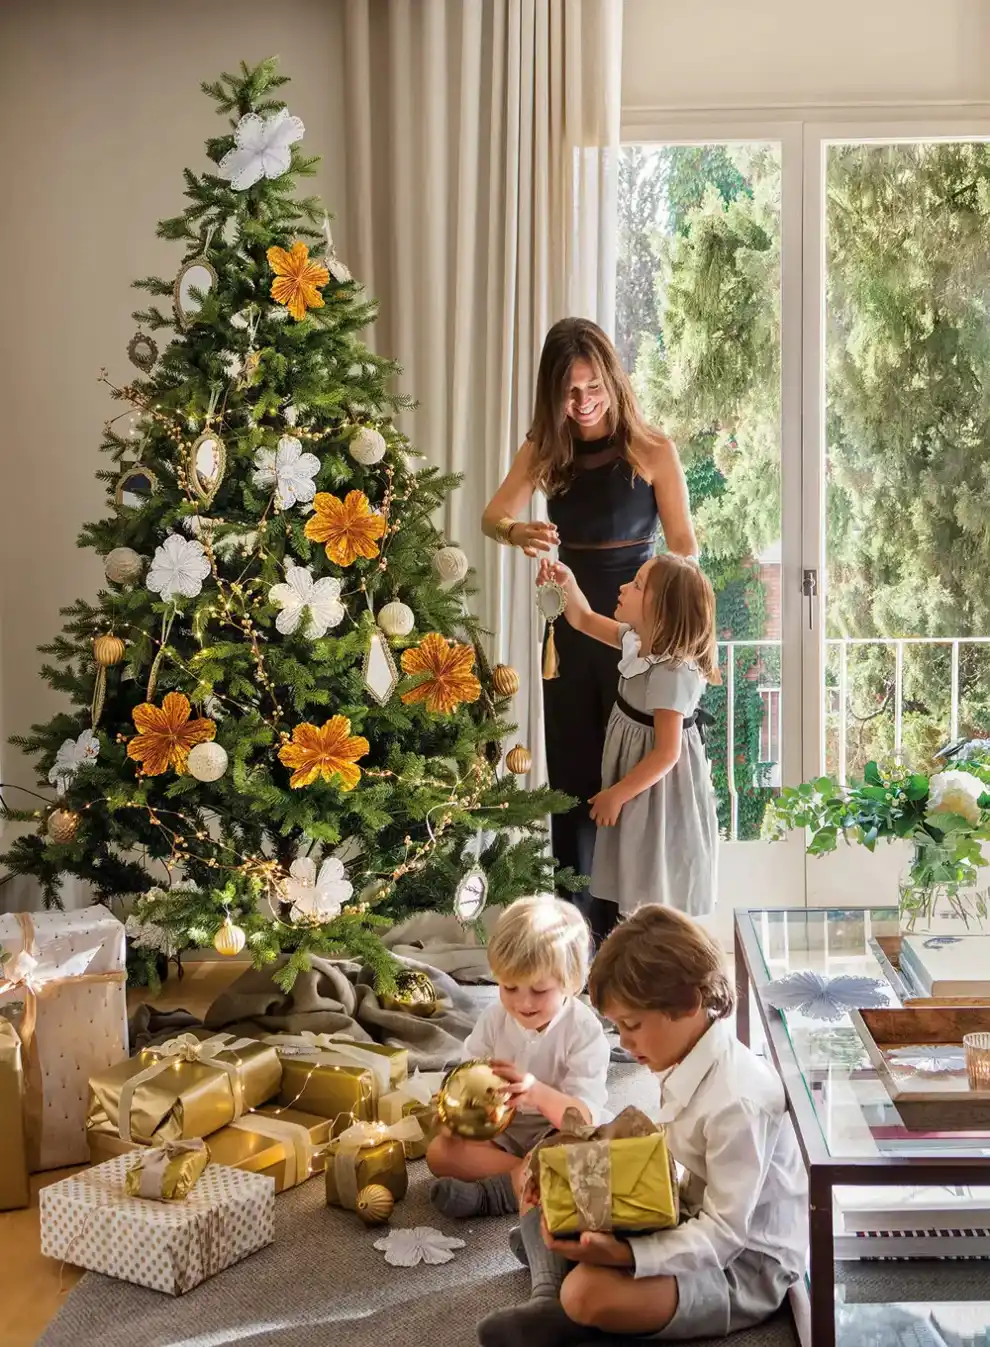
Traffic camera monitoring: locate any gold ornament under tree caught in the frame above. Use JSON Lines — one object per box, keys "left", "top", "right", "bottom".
{"left": 213, "top": 917, "right": 246, "bottom": 956}
{"left": 437, "top": 1060, "right": 515, "bottom": 1142}
{"left": 505, "top": 744, "right": 532, "bottom": 775}
{"left": 91, "top": 633, "right": 126, "bottom": 727}
{"left": 46, "top": 809, "right": 80, "bottom": 845}
{"left": 492, "top": 664, "right": 520, "bottom": 698}
{"left": 355, "top": 1183, "right": 394, "bottom": 1226}
{"left": 380, "top": 969, "right": 438, "bottom": 1018}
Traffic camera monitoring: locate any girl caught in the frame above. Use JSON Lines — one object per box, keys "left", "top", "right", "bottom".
{"left": 538, "top": 552, "right": 719, "bottom": 922}
{"left": 427, "top": 895, "right": 610, "bottom": 1221}
{"left": 478, "top": 907, "right": 808, "bottom": 1346}
{"left": 482, "top": 318, "right": 697, "bottom": 941}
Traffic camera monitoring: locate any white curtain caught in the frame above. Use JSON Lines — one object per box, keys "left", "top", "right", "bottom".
{"left": 341, "top": 0, "right": 623, "bottom": 779}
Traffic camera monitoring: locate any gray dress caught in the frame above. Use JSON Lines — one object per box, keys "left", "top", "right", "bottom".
{"left": 591, "top": 625, "right": 718, "bottom": 917}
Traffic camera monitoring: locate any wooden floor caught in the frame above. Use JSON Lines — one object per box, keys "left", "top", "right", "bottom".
{"left": 1, "top": 959, "right": 245, "bottom": 1347}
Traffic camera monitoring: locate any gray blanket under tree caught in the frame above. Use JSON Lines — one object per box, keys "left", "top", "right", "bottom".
{"left": 202, "top": 954, "right": 491, "bottom": 1071}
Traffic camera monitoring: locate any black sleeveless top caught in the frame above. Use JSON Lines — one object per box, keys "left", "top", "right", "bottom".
{"left": 546, "top": 434, "right": 659, "bottom": 546}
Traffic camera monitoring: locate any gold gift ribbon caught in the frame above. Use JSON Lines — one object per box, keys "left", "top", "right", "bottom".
{"left": 565, "top": 1140, "right": 613, "bottom": 1231}
{"left": 332, "top": 1117, "right": 423, "bottom": 1209}
{"left": 228, "top": 1113, "right": 315, "bottom": 1190}
{"left": 267, "top": 1032, "right": 392, "bottom": 1095}
{"left": 379, "top": 1072, "right": 434, "bottom": 1124}
{"left": 134, "top": 1138, "right": 209, "bottom": 1200}
{"left": 0, "top": 913, "right": 126, "bottom": 1170}
{"left": 115, "top": 1032, "right": 257, "bottom": 1144}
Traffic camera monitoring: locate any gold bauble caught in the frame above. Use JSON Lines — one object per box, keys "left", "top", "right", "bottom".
{"left": 492, "top": 664, "right": 520, "bottom": 698}
{"left": 46, "top": 809, "right": 80, "bottom": 845}
{"left": 355, "top": 1183, "right": 394, "bottom": 1226}
{"left": 505, "top": 744, "right": 532, "bottom": 775}
{"left": 213, "top": 916, "right": 246, "bottom": 957}
{"left": 380, "top": 969, "right": 438, "bottom": 1018}
{"left": 93, "top": 634, "right": 126, "bottom": 667}
{"left": 436, "top": 1060, "right": 515, "bottom": 1141}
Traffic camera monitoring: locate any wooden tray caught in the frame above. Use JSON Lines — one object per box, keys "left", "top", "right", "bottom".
{"left": 871, "top": 935, "right": 990, "bottom": 1006}
{"left": 849, "top": 1005, "right": 990, "bottom": 1131}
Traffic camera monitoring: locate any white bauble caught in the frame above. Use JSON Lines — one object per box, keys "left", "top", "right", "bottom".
{"left": 378, "top": 601, "right": 415, "bottom": 638}
{"left": 214, "top": 917, "right": 246, "bottom": 956}
{"left": 104, "top": 547, "right": 144, "bottom": 586}
{"left": 349, "top": 427, "right": 387, "bottom": 466}
{"left": 432, "top": 546, "right": 469, "bottom": 586}
{"left": 187, "top": 742, "right": 229, "bottom": 783}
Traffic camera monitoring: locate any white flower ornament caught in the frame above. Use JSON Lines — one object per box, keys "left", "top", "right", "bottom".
{"left": 252, "top": 436, "right": 320, "bottom": 510}
{"left": 269, "top": 565, "right": 344, "bottom": 638}
{"left": 48, "top": 728, "right": 100, "bottom": 795}
{"left": 374, "top": 1226, "right": 466, "bottom": 1267}
{"left": 146, "top": 534, "right": 210, "bottom": 602}
{"left": 284, "top": 856, "right": 353, "bottom": 922}
{"left": 218, "top": 108, "right": 305, "bottom": 191}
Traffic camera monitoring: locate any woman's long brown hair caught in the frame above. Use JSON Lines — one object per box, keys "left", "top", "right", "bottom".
{"left": 527, "top": 317, "right": 666, "bottom": 495}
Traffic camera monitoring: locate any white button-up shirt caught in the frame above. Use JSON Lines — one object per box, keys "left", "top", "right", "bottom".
{"left": 463, "top": 996, "right": 611, "bottom": 1124}
{"left": 630, "top": 1018, "right": 808, "bottom": 1281}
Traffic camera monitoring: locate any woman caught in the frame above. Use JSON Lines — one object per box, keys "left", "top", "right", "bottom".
{"left": 482, "top": 318, "right": 697, "bottom": 940}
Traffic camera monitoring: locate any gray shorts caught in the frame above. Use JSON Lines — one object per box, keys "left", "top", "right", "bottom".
{"left": 650, "top": 1248, "right": 798, "bottom": 1341}
{"left": 493, "top": 1112, "right": 554, "bottom": 1158}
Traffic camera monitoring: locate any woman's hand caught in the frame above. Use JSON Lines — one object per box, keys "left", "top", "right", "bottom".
{"left": 589, "top": 785, "right": 625, "bottom": 827}
{"left": 541, "top": 1219, "right": 635, "bottom": 1268}
{"left": 510, "top": 521, "right": 559, "bottom": 556}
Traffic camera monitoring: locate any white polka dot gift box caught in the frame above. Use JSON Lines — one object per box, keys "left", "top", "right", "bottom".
{"left": 40, "top": 1155, "right": 275, "bottom": 1295}
{"left": 0, "top": 905, "right": 127, "bottom": 1170}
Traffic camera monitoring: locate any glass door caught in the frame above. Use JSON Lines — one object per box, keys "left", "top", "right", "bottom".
{"left": 803, "top": 126, "right": 990, "bottom": 904}
{"left": 615, "top": 125, "right": 805, "bottom": 932}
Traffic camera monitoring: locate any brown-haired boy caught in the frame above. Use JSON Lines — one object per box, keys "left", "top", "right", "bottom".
{"left": 478, "top": 906, "right": 808, "bottom": 1345}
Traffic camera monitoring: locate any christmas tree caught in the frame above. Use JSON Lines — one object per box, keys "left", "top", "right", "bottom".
{"left": 1, "top": 59, "right": 572, "bottom": 990}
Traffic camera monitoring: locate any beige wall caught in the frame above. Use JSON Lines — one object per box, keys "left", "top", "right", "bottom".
{"left": 0, "top": 0, "right": 347, "bottom": 821}
{"left": 622, "top": 0, "right": 990, "bottom": 110}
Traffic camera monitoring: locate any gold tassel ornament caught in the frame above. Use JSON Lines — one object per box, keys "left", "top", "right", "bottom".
{"left": 542, "top": 622, "right": 559, "bottom": 680}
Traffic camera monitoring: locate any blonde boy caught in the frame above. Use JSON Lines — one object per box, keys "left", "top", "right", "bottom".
{"left": 429, "top": 895, "right": 610, "bottom": 1220}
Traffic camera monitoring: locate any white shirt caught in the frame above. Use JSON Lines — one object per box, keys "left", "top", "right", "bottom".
{"left": 631, "top": 1018, "right": 808, "bottom": 1281}
{"left": 463, "top": 996, "right": 611, "bottom": 1124}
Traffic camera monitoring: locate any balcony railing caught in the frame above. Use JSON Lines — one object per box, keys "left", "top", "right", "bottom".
{"left": 716, "top": 636, "right": 990, "bottom": 841}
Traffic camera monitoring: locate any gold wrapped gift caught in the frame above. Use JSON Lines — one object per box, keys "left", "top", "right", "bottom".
{"left": 379, "top": 1071, "right": 444, "bottom": 1161}
{"left": 0, "top": 1019, "right": 30, "bottom": 1210}
{"left": 87, "top": 1032, "right": 282, "bottom": 1145}
{"left": 533, "top": 1107, "right": 680, "bottom": 1237}
{"left": 89, "top": 1105, "right": 332, "bottom": 1194}
{"left": 265, "top": 1043, "right": 378, "bottom": 1135}
{"left": 324, "top": 1117, "right": 423, "bottom": 1210}
{"left": 124, "top": 1137, "right": 210, "bottom": 1201}
{"left": 265, "top": 1032, "right": 407, "bottom": 1092}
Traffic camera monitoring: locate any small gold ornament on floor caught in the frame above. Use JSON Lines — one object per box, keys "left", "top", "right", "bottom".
{"left": 491, "top": 664, "right": 520, "bottom": 698}
{"left": 46, "top": 809, "right": 80, "bottom": 845}
{"left": 437, "top": 1061, "right": 515, "bottom": 1142}
{"left": 127, "top": 330, "right": 158, "bottom": 372}
{"left": 505, "top": 744, "right": 532, "bottom": 775}
{"left": 91, "top": 633, "right": 126, "bottom": 727}
{"left": 536, "top": 580, "right": 567, "bottom": 680}
{"left": 356, "top": 1183, "right": 394, "bottom": 1226}
{"left": 213, "top": 916, "right": 246, "bottom": 957}
{"left": 381, "top": 969, "right": 438, "bottom": 1018}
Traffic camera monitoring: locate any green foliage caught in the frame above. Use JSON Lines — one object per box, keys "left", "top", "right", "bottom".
{"left": 1, "top": 59, "right": 573, "bottom": 987}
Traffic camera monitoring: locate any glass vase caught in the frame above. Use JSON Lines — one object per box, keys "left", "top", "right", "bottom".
{"left": 897, "top": 873, "right": 988, "bottom": 936}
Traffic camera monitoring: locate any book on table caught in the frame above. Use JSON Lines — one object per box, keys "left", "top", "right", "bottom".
{"left": 899, "top": 934, "right": 990, "bottom": 999}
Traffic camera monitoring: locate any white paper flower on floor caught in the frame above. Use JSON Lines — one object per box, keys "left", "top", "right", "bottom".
{"left": 887, "top": 1045, "right": 967, "bottom": 1075}
{"left": 284, "top": 856, "right": 353, "bottom": 922}
{"left": 218, "top": 108, "right": 305, "bottom": 191}
{"left": 48, "top": 728, "right": 100, "bottom": 795}
{"left": 269, "top": 565, "right": 344, "bottom": 639}
{"left": 146, "top": 535, "right": 211, "bottom": 602}
{"left": 373, "top": 1226, "right": 466, "bottom": 1267}
{"left": 762, "top": 970, "right": 891, "bottom": 1022}
{"left": 252, "top": 436, "right": 320, "bottom": 510}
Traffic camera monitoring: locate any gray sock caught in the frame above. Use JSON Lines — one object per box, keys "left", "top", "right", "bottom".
{"left": 430, "top": 1171, "right": 518, "bottom": 1220}
{"left": 508, "top": 1224, "right": 528, "bottom": 1267}
{"left": 518, "top": 1205, "right": 570, "bottom": 1300}
{"left": 477, "top": 1299, "right": 586, "bottom": 1347}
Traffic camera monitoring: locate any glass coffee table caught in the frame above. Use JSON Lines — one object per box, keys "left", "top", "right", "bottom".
{"left": 734, "top": 906, "right": 990, "bottom": 1347}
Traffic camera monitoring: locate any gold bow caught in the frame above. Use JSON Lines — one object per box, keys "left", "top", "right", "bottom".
{"left": 333, "top": 1116, "right": 423, "bottom": 1208}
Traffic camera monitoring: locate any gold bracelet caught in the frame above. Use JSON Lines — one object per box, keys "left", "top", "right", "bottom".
{"left": 494, "top": 516, "right": 518, "bottom": 546}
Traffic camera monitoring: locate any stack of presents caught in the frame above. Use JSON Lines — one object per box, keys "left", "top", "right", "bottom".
{"left": 0, "top": 905, "right": 442, "bottom": 1295}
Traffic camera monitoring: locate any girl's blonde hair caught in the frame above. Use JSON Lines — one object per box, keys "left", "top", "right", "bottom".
{"left": 642, "top": 553, "right": 719, "bottom": 682}
{"left": 486, "top": 895, "right": 592, "bottom": 997}
{"left": 588, "top": 906, "right": 733, "bottom": 1021}
{"left": 527, "top": 317, "right": 670, "bottom": 496}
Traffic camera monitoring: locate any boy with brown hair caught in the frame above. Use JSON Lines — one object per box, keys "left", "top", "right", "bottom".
{"left": 478, "top": 906, "right": 807, "bottom": 1345}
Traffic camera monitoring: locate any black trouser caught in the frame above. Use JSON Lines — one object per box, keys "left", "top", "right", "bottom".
{"left": 543, "top": 541, "right": 654, "bottom": 946}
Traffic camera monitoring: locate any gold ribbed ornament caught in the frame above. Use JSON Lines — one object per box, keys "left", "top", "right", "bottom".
{"left": 213, "top": 916, "right": 246, "bottom": 957}
{"left": 491, "top": 664, "right": 520, "bottom": 698}
{"left": 91, "top": 633, "right": 127, "bottom": 727}
{"left": 505, "top": 744, "right": 532, "bottom": 775}
{"left": 355, "top": 1183, "right": 394, "bottom": 1226}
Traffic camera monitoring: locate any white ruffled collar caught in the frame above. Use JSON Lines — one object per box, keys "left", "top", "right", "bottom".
{"left": 617, "top": 625, "right": 657, "bottom": 678}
